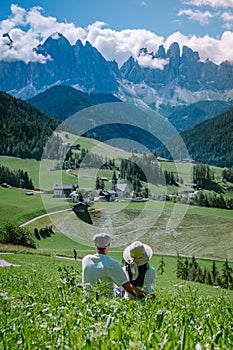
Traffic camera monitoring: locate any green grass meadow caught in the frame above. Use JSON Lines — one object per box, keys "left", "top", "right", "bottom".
{"left": 1, "top": 249, "right": 233, "bottom": 349}
{"left": 1, "top": 152, "right": 233, "bottom": 348}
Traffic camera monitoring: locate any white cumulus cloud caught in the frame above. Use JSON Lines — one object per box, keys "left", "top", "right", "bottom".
{"left": 183, "top": 0, "right": 233, "bottom": 8}
{"left": 221, "top": 11, "right": 233, "bottom": 29}
{"left": 137, "top": 55, "right": 169, "bottom": 69}
{"left": 160, "top": 30, "right": 233, "bottom": 65}
{"left": 0, "top": 4, "right": 86, "bottom": 63}
{"left": 178, "top": 9, "right": 216, "bottom": 24}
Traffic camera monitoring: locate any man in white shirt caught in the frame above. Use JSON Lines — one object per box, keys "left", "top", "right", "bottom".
{"left": 82, "top": 233, "right": 146, "bottom": 299}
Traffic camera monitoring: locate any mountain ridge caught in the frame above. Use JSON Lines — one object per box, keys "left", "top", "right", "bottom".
{"left": 0, "top": 33, "right": 233, "bottom": 107}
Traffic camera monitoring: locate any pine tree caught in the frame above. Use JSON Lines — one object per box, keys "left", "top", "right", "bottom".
{"left": 112, "top": 170, "right": 117, "bottom": 191}
{"left": 205, "top": 271, "right": 213, "bottom": 285}
{"left": 34, "top": 228, "right": 40, "bottom": 240}
{"left": 158, "top": 256, "right": 165, "bottom": 275}
{"left": 211, "top": 261, "right": 218, "bottom": 285}
{"left": 176, "top": 254, "right": 184, "bottom": 279}
{"left": 184, "top": 258, "right": 189, "bottom": 280}
{"left": 221, "top": 259, "right": 233, "bottom": 289}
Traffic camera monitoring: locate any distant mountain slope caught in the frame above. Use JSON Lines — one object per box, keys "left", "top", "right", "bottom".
{"left": 89, "top": 92, "right": 122, "bottom": 104}
{"left": 181, "top": 108, "right": 233, "bottom": 167}
{"left": 28, "top": 85, "right": 122, "bottom": 120}
{"left": 27, "top": 85, "right": 233, "bottom": 166}
{"left": 0, "top": 91, "right": 59, "bottom": 160}
{"left": 28, "top": 85, "right": 95, "bottom": 120}
{"left": 162, "top": 100, "right": 233, "bottom": 132}
{"left": 159, "top": 106, "right": 233, "bottom": 167}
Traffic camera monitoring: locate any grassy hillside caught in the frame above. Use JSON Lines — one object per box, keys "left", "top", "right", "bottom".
{"left": 0, "top": 131, "right": 131, "bottom": 189}
{"left": 0, "top": 156, "right": 76, "bottom": 189}
{"left": 0, "top": 252, "right": 232, "bottom": 348}
{"left": 24, "top": 200, "right": 233, "bottom": 261}
{"left": 0, "top": 187, "right": 70, "bottom": 226}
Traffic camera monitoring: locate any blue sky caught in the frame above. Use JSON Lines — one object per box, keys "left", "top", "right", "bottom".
{"left": 1, "top": 1, "right": 233, "bottom": 67}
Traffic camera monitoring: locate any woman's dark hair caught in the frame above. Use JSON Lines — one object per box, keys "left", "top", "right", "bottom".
{"left": 126, "top": 262, "right": 148, "bottom": 287}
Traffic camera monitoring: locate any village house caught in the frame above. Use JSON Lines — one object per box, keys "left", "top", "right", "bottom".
{"left": 179, "top": 190, "right": 197, "bottom": 201}
{"left": 99, "top": 189, "right": 116, "bottom": 202}
{"left": 70, "top": 188, "right": 93, "bottom": 204}
{"left": 116, "top": 183, "right": 131, "bottom": 198}
{"left": 53, "top": 184, "right": 75, "bottom": 198}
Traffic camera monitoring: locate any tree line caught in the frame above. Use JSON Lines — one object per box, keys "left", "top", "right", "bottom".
{"left": 192, "top": 191, "right": 233, "bottom": 209}
{"left": 222, "top": 166, "right": 233, "bottom": 183}
{"left": 177, "top": 255, "right": 233, "bottom": 290}
{"left": 56, "top": 147, "right": 115, "bottom": 170}
{"left": 0, "top": 223, "right": 36, "bottom": 248}
{"left": 120, "top": 153, "right": 178, "bottom": 186}
{"left": 34, "top": 225, "right": 55, "bottom": 240}
{"left": 0, "top": 164, "right": 34, "bottom": 189}
{"left": 188, "top": 163, "right": 233, "bottom": 209}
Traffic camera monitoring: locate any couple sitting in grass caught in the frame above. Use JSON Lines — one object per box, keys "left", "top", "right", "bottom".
{"left": 82, "top": 233, "right": 155, "bottom": 300}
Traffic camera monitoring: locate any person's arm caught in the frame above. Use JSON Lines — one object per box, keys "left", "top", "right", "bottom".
{"left": 122, "top": 281, "right": 146, "bottom": 299}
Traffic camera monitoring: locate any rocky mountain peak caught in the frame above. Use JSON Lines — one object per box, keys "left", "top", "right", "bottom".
{"left": 1, "top": 36, "right": 233, "bottom": 106}
{"left": 120, "top": 41, "right": 233, "bottom": 104}
{"left": 182, "top": 45, "right": 199, "bottom": 62}
{"left": 154, "top": 45, "right": 166, "bottom": 59}
{"left": 0, "top": 34, "right": 119, "bottom": 98}
{"left": 167, "top": 42, "right": 180, "bottom": 59}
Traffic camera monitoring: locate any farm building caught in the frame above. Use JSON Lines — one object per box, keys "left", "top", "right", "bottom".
{"left": 116, "top": 183, "right": 131, "bottom": 198}
{"left": 70, "top": 188, "right": 93, "bottom": 204}
{"left": 99, "top": 190, "right": 116, "bottom": 202}
{"left": 53, "top": 184, "right": 75, "bottom": 198}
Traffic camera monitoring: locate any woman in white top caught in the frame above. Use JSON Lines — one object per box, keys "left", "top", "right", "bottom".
{"left": 122, "top": 241, "right": 155, "bottom": 300}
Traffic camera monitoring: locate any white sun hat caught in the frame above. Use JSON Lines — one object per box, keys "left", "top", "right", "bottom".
{"left": 123, "top": 241, "right": 153, "bottom": 266}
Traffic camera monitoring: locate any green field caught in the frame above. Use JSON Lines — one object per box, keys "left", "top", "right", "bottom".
{"left": 1, "top": 147, "right": 233, "bottom": 348}
{"left": 1, "top": 184, "right": 231, "bottom": 261}
{"left": 1, "top": 152, "right": 233, "bottom": 261}
{"left": 0, "top": 250, "right": 233, "bottom": 349}
{"left": 0, "top": 187, "right": 70, "bottom": 226}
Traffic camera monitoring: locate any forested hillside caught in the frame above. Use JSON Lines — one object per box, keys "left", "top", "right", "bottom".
{"left": 158, "top": 106, "right": 233, "bottom": 167}
{"left": 28, "top": 85, "right": 95, "bottom": 120}
{"left": 0, "top": 91, "right": 59, "bottom": 160}
{"left": 28, "top": 85, "right": 121, "bottom": 120}
{"left": 163, "top": 100, "right": 232, "bottom": 132}
{"left": 181, "top": 107, "right": 233, "bottom": 167}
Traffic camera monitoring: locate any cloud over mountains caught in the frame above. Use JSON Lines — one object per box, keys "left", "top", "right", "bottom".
{"left": 0, "top": 4, "right": 233, "bottom": 67}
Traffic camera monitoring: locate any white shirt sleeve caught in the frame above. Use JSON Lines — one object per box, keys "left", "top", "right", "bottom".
{"left": 107, "top": 259, "right": 128, "bottom": 286}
